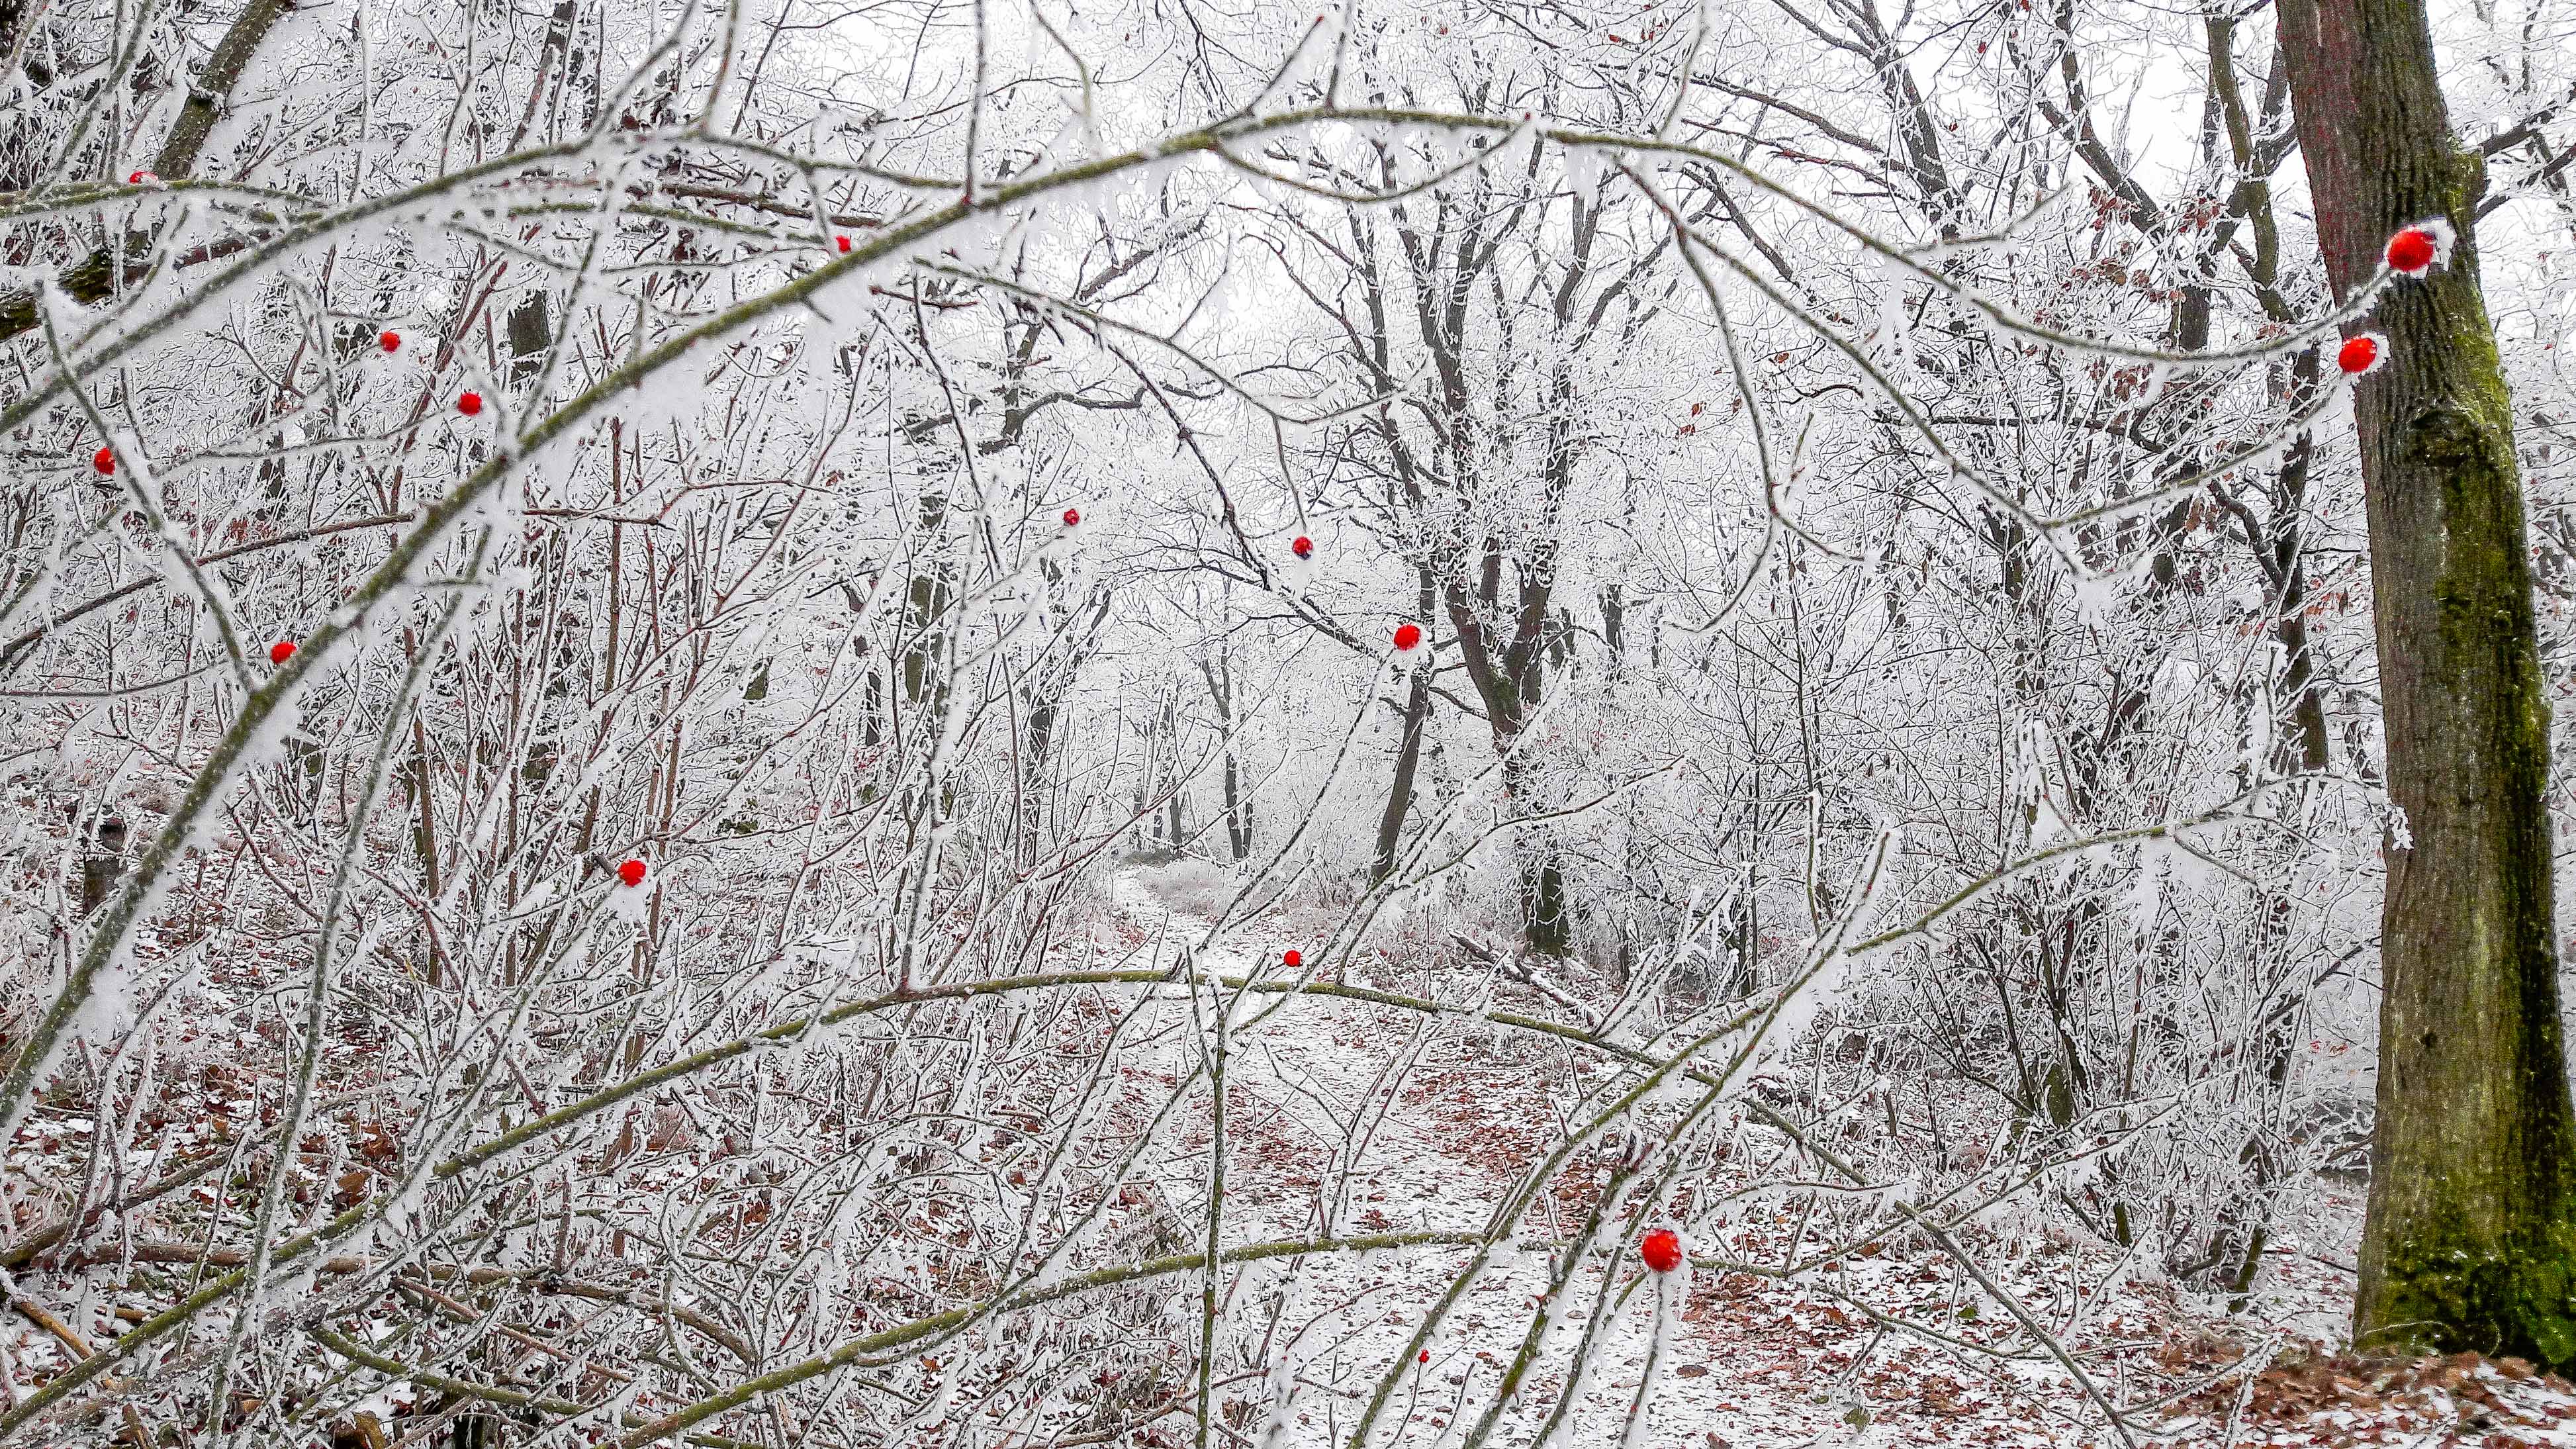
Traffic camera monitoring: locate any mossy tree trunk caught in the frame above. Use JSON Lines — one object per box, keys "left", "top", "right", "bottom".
{"left": 2276, "top": 0, "right": 2576, "bottom": 1368}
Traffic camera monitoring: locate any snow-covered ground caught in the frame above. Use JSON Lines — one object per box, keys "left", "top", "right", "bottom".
{"left": 7, "top": 865, "right": 2574, "bottom": 1447}
{"left": 1105, "top": 865, "right": 2576, "bottom": 1449}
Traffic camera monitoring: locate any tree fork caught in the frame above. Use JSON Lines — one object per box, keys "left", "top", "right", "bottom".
{"left": 2276, "top": 0, "right": 2576, "bottom": 1368}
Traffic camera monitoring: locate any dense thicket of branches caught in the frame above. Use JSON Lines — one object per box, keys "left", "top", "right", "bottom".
{"left": 2, "top": 0, "right": 2573, "bottom": 1443}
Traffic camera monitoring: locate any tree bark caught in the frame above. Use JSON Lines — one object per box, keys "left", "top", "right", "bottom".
{"left": 0, "top": 0, "right": 291, "bottom": 340}
{"left": 2276, "top": 0, "right": 2576, "bottom": 1367}
{"left": 1197, "top": 642, "right": 1252, "bottom": 863}
{"left": 1373, "top": 665, "right": 1432, "bottom": 888}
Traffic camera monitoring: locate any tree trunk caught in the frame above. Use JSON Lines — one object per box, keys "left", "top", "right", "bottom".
{"left": 899, "top": 487, "right": 952, "bottom": 711}
{"left": 1020, "top": 567, "right": 1106, "bottom": 866}
{"left": 1202, "top": 647, "right": 1252, "bottom": 863}
{"left": 2269, "top": 375, "right": 2336, "bottom": 776}
{"left": 0, "top": 0, "right": 292, "bottom": 339}
{"left": 2276, "top": 0, "right": 2576, "bottom": 1367}
{"left": 1373, "top": 666, "right": 1432, "bottom": 887}
{"left": 1373, "top": 564, "right": 1442, "bottom": 886}
{"left": 1504, "top": 747, "right": 1571, "bottom": 957}
{"left": 77, "top": 818, "right": 126, "bottom": 918}
{"left": 1160, "top": 690, "right": 1185, "bottom": 849}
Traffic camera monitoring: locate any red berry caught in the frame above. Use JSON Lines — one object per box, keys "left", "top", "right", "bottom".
{"left": 1393, "top": 623, "right": 1422, "bottom": 651}
{"left": 1417, "top": 1349, "right": 1429, "bottom": 1364}
{"left": 1283, "top": 949, "right": 1301, "bottom": 968}
{"left": 93, "top": 446, "right": 115, "bottom": 476}
{"left": 836, "top": 235, "right": 852, "bottom": 253}
{"left": 618, "top": 859, "right": 647, "bottom": 887}
{"left": 1640, "top": 1227, "right": 1683, "bottom": 1273}
{"left": 1292, "top": 536, "right": 1314, "bottom": 559}
{"left": 2385, "top": 226, "right": 2437, "bottom": 275}
{"left": 1638, "top": 1222, "right": 1679, "bottom": 1268}
{"left": 2336, "top": 335, "right": 2382, "bottom": 375}
{"left": 380, "top": 330, "right": 401, "bottom": 352}
{"left": 1062, "top": 507, "right": 1081, "bottom": 528}
{"left": 127, "top": 170, "right": 154, "bottom": 185}
{"left": 268, "top": 640, "right": 297, "bottom": 665}
{"left": 457, "top": 391, "right": 483, "bottom": 415}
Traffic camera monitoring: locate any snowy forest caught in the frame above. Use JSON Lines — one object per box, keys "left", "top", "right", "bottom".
{"left": 5, "top": 0, "right": 2576, "bottom": 1442}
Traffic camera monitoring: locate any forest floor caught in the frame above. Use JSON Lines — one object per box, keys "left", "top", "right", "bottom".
{"left": 1111, "top": 864, "right": 2576, "bottom": 1449}
{"left": 9, "top": 868, "right": 2576, "bottom": 1447}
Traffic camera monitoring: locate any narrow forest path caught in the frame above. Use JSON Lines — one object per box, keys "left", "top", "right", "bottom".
{"left": 1108, "top": 865, "right": 1488, "bottom": 1239}
{"left": 1105, "top": 863, "right": 1874, "bottom": 1448}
